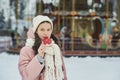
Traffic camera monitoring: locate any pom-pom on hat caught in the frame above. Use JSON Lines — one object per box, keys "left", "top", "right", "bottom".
{"left": 32, "top": 15, "right": 53, "bottom": 33}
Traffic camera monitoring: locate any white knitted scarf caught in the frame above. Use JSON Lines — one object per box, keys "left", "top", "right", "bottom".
{"left": 26, "top": 39, "right": 64, "bottom": 80}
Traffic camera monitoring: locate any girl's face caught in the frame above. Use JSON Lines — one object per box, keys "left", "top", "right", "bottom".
{"left": 36, "top": 22, "right": 52, "bottom": 40}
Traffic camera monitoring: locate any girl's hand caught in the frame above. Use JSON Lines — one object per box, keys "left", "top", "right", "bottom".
{"left": 38, "top": 44, "right": 45, "bottom": 58}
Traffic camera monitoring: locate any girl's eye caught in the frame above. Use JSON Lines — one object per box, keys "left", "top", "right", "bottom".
{"left": 38, "top": 28, "right": 51, "bottom": 32}
{"left": 47, "top": 29, "right": 51, "bottom": 31}
{"left": 40, "top": 29, "right": 44, "bottom": 31}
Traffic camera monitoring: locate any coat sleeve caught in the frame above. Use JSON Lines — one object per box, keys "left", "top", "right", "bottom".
{"left": 61, "top": 53, "right": 67, "bottom": 80}
{"left": 18, "top": 47, "right": 44, "bottom": 80}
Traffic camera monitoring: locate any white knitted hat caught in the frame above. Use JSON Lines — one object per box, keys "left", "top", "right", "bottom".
{"left": 32, "top": 15, "right": 53, "bottom": 33}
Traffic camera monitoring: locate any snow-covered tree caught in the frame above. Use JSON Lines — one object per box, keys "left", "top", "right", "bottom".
{"left": 0, "top": 10, "right": 6, "bottom": 29}
{"left": 10, "top": 0, "right": 26, "bottom": 19}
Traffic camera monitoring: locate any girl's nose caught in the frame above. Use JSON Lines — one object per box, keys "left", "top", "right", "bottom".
{"left": 44, "top": 31, "right": 48, "bottom": 35}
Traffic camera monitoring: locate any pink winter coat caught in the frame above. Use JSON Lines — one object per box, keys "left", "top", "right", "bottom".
{"left": 18, "top": 29, "right": 67, "bottom": 80}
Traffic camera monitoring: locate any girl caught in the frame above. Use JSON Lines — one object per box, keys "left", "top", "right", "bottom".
{"left": 18, "top": 15, "right": 67, "bottom": 80}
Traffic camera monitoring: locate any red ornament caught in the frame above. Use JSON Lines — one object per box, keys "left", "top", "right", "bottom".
{"left": 43, "top": 37, "right": 52, "bottom": 45}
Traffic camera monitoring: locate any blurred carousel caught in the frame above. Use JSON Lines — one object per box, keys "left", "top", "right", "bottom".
{"left": 85, "top": 16, "right": 120, "bottom": 50}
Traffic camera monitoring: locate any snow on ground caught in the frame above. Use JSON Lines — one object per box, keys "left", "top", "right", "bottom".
{"left": 0, "top": 52, "right": 120, "bottom": 80}
{"left": 64, "top": 56, "right": 120, "bottom": 80}
{"left": 0, "top": 52, "right": 21, "bottom": 80}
